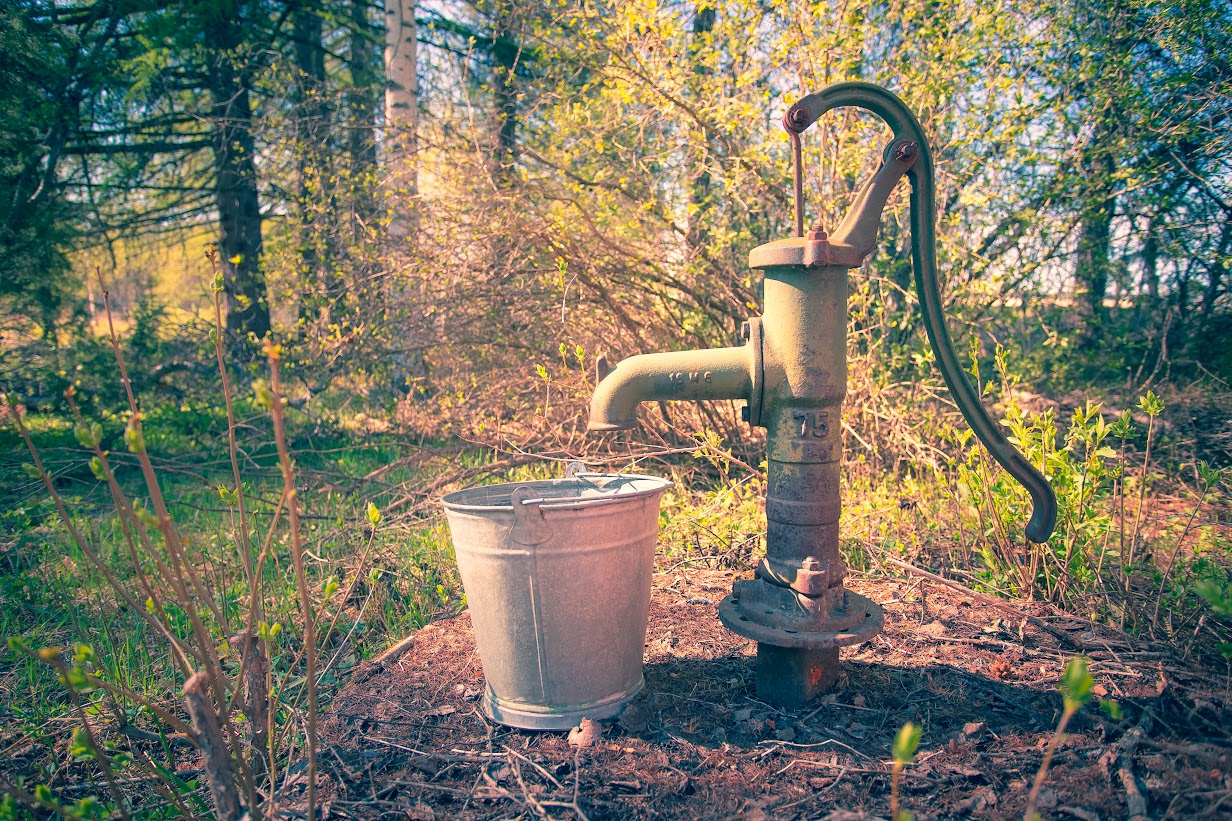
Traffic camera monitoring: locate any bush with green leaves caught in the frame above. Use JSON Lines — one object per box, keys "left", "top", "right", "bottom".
{"left": 950, "top": 345, "right": 1228, "bottom": 640}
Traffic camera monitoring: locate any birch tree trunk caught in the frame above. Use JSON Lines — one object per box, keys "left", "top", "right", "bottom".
{"left": 384, "top": 0, "right": 417, "bottom": 240}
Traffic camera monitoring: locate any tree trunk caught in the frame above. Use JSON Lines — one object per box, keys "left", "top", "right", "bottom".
{"left": 294, "top": 3, "right": 335, "bottom": 323}
{"left": 384, "top": 0, "right": 417, "bottom": 239}
{"left": 348, "top": 0, "right": 379, "bottom": 225}
{"left": 1074, "top": 151, "right": 1116, "bottom": 343}
{"left": 488, "top": 1, "right": 518, "bottom": 185}
{"left": 1141, "top": 218, "right": 1159, "bottom": 302}
{"left": 1199, "top": 219, "right": 1231, "bottom": 330}
{"left": 205, "top": 8, "right": 270, "bottom": 339}
{"left": 686, "top": 4, "right": 715, "bottom": 250}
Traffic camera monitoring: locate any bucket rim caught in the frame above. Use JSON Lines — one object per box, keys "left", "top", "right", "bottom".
{"left": 441, "top": 472, "right": 673, "bottom": 514}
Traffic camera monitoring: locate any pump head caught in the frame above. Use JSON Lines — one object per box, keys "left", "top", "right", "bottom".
{"left": 588, "top": 82, "right": 1057, "bottom": 708}
{"left": 779, "top": 82, "right": 1058, "bottom": 542}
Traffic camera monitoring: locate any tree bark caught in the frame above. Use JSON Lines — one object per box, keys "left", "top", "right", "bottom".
{"left": 183, "top": 671, "right": 243, "bottom": 821}
{"left": 1074, "top": 150, "right": 1116, "bottom": 342}
{"left": 488, "top": 0, "right": 519, "bottom": 185}
{"left": 294, "top": 2, "right": 336, "bottom": 322}
{"left": 686, "top": 4, "right": 715, "bottom": 249}
{"left": 348, "top": 0, "right": 379, "bottom": 222}
{"left": 384, "top": 0, "right": 417, "bottom": 239}
{"left": 1199, "top": 218, "right": 1230, "bottom": 329}
{"left": 205, "top": 5, "right": 270, "bottom": 339}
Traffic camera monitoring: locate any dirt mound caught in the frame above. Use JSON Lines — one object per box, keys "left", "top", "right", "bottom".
{"left": 320, "top": 570, "right": 1231, "bottom": 819}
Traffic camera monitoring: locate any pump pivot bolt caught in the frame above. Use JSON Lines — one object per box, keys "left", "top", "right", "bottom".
{"left": 802, "top": 556, "right": 820, "bottom": 571}
{"left": 894, "top": 141, "right": 918, "bottom": 162}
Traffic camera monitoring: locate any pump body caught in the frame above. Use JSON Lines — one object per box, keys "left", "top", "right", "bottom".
{"left": 588, "top": 83, "right": 1057, "bottom": 708}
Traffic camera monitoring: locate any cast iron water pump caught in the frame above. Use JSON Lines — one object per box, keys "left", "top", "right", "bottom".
{"left": 588, "top": 82, "right": 1058, "bottom": 708}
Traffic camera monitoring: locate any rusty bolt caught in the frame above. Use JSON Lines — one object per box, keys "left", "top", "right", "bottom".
{"left": 807, "top": 226, "right": 829, "bottom": 242}
{"left": 793, "top": 556, "right": 827, "bottom": 596}
{"left": 895, "top": 141, "right": 918, "bottom": 163}
{"left": 783, "top": 106, "right": 809, "bottom": 133}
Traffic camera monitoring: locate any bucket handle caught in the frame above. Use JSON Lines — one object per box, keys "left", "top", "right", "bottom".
{"left": 565, "top": 460, "right": 631, "bottom": 493}
{"left": 509, "top": 485, "right": 553, "bottom": 546}
{"left": 565, "top": 460, "right": 606, "bottom": 492}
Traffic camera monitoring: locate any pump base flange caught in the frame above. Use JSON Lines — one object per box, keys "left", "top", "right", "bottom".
{"left": 717, "top": 591, "right": 884, "bottom": 650}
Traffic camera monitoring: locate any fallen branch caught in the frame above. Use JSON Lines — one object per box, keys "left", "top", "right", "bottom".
{"left": 1100, "top": 715, "right": 1154, "bottom": 821}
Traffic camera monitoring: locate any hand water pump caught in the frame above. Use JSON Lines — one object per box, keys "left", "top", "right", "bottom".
{"left": 588, "top": 82, "right": 1058, "bottom": 708}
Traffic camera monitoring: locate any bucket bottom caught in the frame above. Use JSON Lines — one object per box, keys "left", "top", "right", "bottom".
{"left": 483, "top": 676, "right": 645, "bottom": 731}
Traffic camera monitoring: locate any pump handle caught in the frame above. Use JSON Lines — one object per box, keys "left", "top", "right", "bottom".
{"left": 783, "top": 82, "right": 1057, "bottom": 543}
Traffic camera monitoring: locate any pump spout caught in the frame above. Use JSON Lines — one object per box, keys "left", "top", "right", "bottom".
{"left": 588, "top": 345, "right": 755, "bottom": 430}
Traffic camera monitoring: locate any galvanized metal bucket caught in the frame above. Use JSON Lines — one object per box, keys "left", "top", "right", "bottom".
{"left": 441, "top": 464, "right": 672, "bottom": 730}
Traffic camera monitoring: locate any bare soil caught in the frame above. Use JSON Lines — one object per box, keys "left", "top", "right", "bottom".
{"left": 320, "top": 570, "right": 1232, "bottom": 820}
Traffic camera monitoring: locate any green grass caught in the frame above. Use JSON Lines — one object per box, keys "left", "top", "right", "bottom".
{"left": 0, "top": 399, "right": 465, "bottom": 810}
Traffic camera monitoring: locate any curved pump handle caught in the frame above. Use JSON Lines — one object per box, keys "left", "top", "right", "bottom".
{"left": 784, "top": 82, "right": 1058, "bottom": 543}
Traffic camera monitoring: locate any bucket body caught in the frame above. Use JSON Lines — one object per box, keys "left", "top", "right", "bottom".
{"left": 442, "top": 471, "right": 672, "bottom": 730}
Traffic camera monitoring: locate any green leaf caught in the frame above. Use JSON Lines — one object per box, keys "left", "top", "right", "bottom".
{"left": 1197, "top": 461, "right": 1222, "bottom": 488}
{"left": 1137, "top": 390, "right": 1164, "bottom": 417}
{"left": 252, "top": 379, "right": 274, "bottom": 410}
{"left": 22, "top": 463, "right": 42, "bottom": 479}
{"left": 68, "top": 796, "right": 105, "bottom": 820}
{"left": 73, "top": 643, "right": 96, "bottom": 665}
{"left": 1058, "top": 657, "right": 1094, "bottom": 713}
{"left": 132, "top": 502, "right": 160, "bottom": 532}
{"left": 892, "top": 721, "right": 921, "bottom": 763}
{"left": 1194, "top": 581, "right": 1232, "bottom": 616}
{"left": 89, "top": 456, "right": 106, "bottom": 481}
{"left": 74, "top": 424, "right": 97, "bottom": 448}
{"left": 69, "top": 726, "right": 94, "bottom": 759}
{"left": 1100, "top": 699, "right": 1123, "bottom": 721}
{"left": 124, "top": 417, "right": 145, "bottom": 454}
{"left": 61, "top": 664, "right": 94, "bottom": 693}
{"left": 366, "top": 501, "right": 381, "bottom": 526}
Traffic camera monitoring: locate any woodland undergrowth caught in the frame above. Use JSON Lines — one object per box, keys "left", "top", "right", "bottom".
{"left": 1, "top": 263, "right": 1230, "bottom": 818}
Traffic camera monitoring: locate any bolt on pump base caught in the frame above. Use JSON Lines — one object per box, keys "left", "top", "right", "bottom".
{"left": 588, "top": 82, "right": 1057, "bottom": 710}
